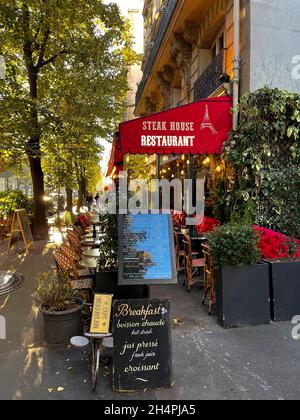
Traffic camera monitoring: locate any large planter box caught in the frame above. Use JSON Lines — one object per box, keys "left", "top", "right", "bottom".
{"left": 95, "top": 271, "right": 149, "bottom": 300}
{"left": 267, "top": 260, "right": 300, "bottom": 322}
{"left": 216, "top": 264, "right": 270, "bottom": 328}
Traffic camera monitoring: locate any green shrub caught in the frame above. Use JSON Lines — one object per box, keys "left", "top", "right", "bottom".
{"left": 206, "top": 225, "right": 261, "bottom": 268}
{"left": 0, "top": 190, "right": 33, "bottom": 218}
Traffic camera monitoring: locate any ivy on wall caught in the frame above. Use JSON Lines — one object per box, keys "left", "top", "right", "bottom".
{"left": 222, "top": 87, "right": 300, "bottom": 237}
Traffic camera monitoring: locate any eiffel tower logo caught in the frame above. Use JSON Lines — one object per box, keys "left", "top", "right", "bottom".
{"left": 200, "top": 105, "right": 218, "bottom": 135}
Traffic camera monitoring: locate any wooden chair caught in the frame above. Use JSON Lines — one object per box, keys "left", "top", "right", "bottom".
{"left": 53, "top": 250, "right": 93, "bottom": 300}
{"left": 174, "top": 231, "right": 185, "bottom": 271}
{"left": 202, "top": 244, "right": 216, "bottom": 315}
{"left": 60, "top": 243, "right": 93, "bottom": 276}
{"left": 0, "top": 218, "right": 12, "bottom": 241}
{"left": 67, "top": 231, "right": 83, "bottom": 256}
{"left": 73, "top": 225, "right": 84, "bottom": 240}
{"left": 183, "top": 234, "right": 205, "bottom": 291}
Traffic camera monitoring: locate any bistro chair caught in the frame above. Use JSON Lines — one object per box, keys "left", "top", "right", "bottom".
{"left": 72, "top": 225, "right": 84, "bottom": 240}
{"left": 60, "top": 243, "right": 94, "bottom": 276}
{"left": 183, "top": 234, "right": 205, "bottom": 291}
{"left": 53, "top": 250, "right": 93, "bottom": 301}
{"left": 67, "top": 231, "right": 84, "bottom": 256}
{"left": 0, "top": 218, "right": 12, "bottom": 241}
{"left": 174, "top": 231, "right": 185, "bottom": 271}
{"left": 202, "top": 244, "right": 216, "bottom": 316}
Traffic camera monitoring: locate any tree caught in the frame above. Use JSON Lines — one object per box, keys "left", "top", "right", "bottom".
{"left": 0, "top": 0, "right": 135, "bottom": 238}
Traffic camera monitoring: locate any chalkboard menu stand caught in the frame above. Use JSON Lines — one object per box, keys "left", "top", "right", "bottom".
{"left": 118, "top": 214, "right": 177, "bottom": 286}
{"left": 7, "top": 209, "right": 34, "bottom": 255}
{"left": 113, "top": 299, "right": 174, "bottom": 393}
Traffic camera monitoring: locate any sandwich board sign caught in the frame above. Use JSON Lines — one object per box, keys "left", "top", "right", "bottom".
{"left": 113, "top": 299, "right": 174, "bottom": 392}
{"left": 7, "top": 209, "right": 34, "bottom": 255}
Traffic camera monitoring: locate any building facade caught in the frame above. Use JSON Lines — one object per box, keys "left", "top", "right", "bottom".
{"left": 135, "top": 0, "right": 300, "bottom": 116}
{"left": 114, "top": 0, "right": 144, "bottom": 121}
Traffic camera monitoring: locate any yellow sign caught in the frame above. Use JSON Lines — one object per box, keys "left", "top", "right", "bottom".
{"left": 90, "top": 294, "right": 113, "bottom": 334}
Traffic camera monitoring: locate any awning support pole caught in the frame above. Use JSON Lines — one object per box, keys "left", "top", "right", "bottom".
{"left": 233, "top": 0, "right": 241, "bottom": 130}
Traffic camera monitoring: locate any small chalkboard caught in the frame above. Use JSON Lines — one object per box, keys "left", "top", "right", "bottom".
{"left": 7, "top": 209, "right": 34, "bottom": 255}
{"left": 118, "top": 214, "right": 177, "bottom": 286}
{"left": 113, "top": 299, "right": 174, "bottom": 392}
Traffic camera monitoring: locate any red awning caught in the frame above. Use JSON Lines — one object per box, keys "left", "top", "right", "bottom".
{"left": 106, "top": 133, "right": 124, "bottom": 177}
{"left": 119, "top": 96, "right": 233, "bottom": 156}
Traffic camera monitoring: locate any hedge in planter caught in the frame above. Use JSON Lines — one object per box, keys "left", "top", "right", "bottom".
{"left": 207, "top": 225, "right": 270, "bottom": 328}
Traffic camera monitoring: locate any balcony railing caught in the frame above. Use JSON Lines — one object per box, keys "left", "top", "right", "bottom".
{"left": 136, "top": 0, "right": 179, "bottom": 106}
{"left": 194, "top": 51, "right": 225, "bottom": 101}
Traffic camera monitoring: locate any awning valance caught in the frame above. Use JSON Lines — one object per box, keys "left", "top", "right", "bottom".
{"left": 119, "top": 96, "right": 233, "bottom": 156}
{"left": 106, "top": 133, "right": 124, "bottom": 177}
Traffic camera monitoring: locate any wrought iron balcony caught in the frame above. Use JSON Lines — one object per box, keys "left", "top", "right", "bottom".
{"left": 194, "top": 51, "right": 225, "bottom": 101}
{"left": 136, "top": 0, "right": 179, "bottom": 105}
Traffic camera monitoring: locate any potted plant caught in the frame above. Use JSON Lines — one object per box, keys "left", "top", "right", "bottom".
{"left": 207, "top": 225, "right": 270, "bottom": 328}
{"left": 36, "top": 271, "right": 83, "bottom": 344}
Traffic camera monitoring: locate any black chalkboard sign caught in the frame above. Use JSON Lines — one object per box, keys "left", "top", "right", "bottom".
{"left": 118, "top": 214, "right": 177, "bottom": 286}
{"left": 113, "top": 299, "right": 174, "bottom": 392}
{"left": 7, "top": 209, "right": 34, "bottom": 255}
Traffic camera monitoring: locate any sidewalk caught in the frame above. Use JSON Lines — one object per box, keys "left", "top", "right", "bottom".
{"left": 1, "top": 238, "right": 300, "bottom": 400}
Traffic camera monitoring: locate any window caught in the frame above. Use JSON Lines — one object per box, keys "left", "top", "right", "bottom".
{"left": 211, "top": 32, "right": 225, "bottom": 59}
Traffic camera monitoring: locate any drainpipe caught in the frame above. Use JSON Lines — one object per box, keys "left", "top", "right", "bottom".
{"left": 233, "top": 0, "right": 241, "bottom": 130}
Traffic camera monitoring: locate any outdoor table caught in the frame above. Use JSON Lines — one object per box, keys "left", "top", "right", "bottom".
{"left": 83, "top": 249, "right": 101, "bottom": 258}
{"left": 81, "top": 239, "right": 102, "bottom": 248}
{"left": 80, "top": 258, "right": 98, "bottom": 269}
{"left": 83, "top": 233, "right": 93, "bottom": 239}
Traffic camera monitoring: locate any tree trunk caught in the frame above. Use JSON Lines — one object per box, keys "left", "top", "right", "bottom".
{"left": 66, "top": 188, "right": 73, "bottom": 214}
{"left": 77, "top": 177, "right": 87, "bottom": 212}
{"left": 22, "top": 5, "right": 48, "bottom": 240}
{"left": 28, "top": 155, "right": 48, "bottom": 240}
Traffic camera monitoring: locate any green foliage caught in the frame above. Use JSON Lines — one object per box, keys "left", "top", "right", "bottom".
{"left": 0, "top": 190, "right": 33, "bottom": 218}
{"left": 206, "top": 225, "right": 261, "bottom": 268}
{"left": 64, "top": 211, "right": 73, "bottom": 227}
{"left": 223, "top": 88, "right": 300, "bottom": 237}
{"left": 97, "top": 213, "right": 118, "bottom": 271}
{"left": 36, "top": 271, "right": 77, "bottom": 312}
{"left": 0, "top": 1, "right": 137, "bottom": 226}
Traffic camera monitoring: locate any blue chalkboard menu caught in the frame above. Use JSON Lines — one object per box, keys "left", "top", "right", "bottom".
{"left": 118, "top": 214, "right": 177, "bottom": 286}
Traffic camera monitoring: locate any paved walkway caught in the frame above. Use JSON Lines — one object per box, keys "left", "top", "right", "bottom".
{"left": 0, "top": 239, "right": 300, "bottom": 400}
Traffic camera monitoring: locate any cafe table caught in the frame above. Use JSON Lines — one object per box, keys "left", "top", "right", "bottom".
{"left": 83, "top": 233, "right": 93, "bottom": 239}
{"left": 83, "top": 249, "right": 101, "bottom": 258}
{"left": 81, "top": 238, "right": 102, "bottom": 248}
{"left": 80, "top": 258, "right": 98, "bottom": 269}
